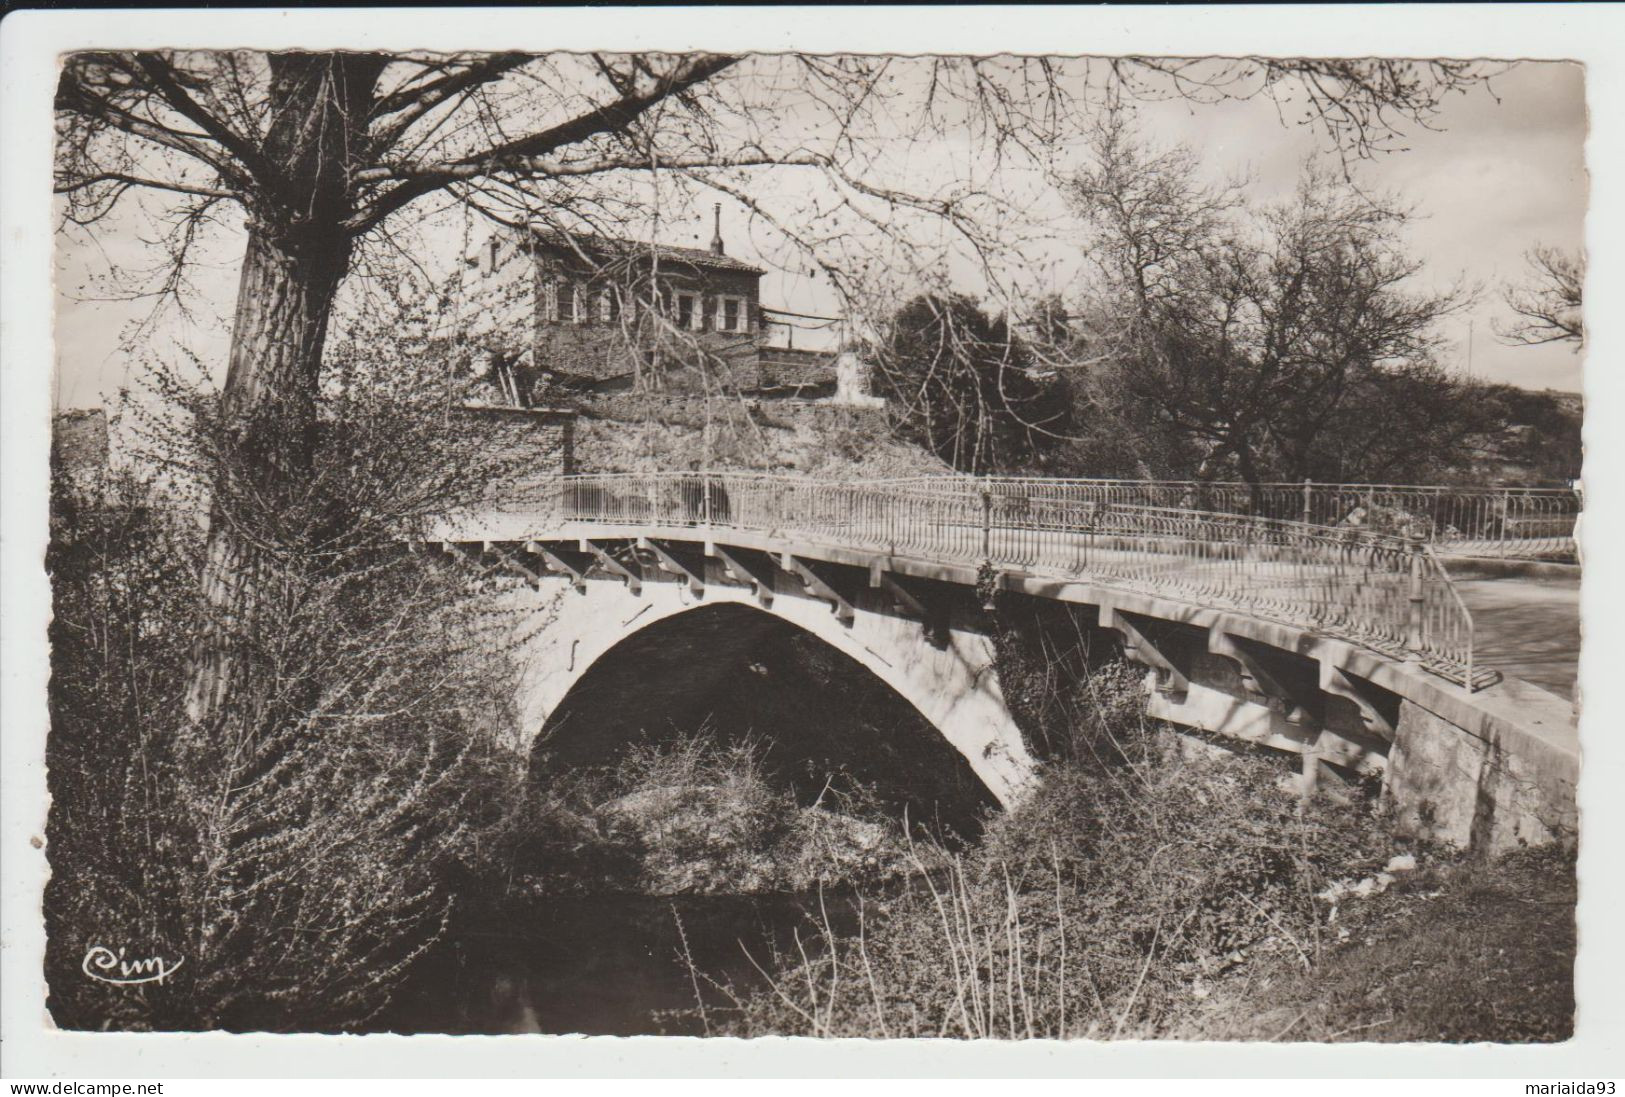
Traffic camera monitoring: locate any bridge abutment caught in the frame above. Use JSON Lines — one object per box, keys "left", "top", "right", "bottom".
{"left": 1383, "top": 696, "right": 1577, "bottom": 851}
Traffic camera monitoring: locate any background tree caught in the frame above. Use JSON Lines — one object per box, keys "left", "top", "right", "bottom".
{"left": 1061, "top": 118, "right": 1474, "bottom": 490}
{"left": 1474, "top": 384, "right": 1584, "bottom": 484}
{"left": 1293, "top": 357, "right": 1504, "bottom": 483}
{"left": 1496, "top": 244, "right": 1585, "bottom": 350}
{"left": 872, "top": 294, "right": 1069, "bottom": 474}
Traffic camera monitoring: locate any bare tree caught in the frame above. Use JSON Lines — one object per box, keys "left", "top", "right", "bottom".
{"left": 53, "top": 49, "right": 1495, "bottom": 759}
{"left": 1063, "top": 119, "right": 1471, "bottom": 489}
{"left": 1496, "top": 244, "right": 1584, "bottom": 349}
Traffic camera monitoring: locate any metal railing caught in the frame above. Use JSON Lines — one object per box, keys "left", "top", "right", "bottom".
{"left": 474, "top": 472, "right": 1487, "bottom": 691}
{"left": 870, "top": 476, "right": 1579, "bottom": 562}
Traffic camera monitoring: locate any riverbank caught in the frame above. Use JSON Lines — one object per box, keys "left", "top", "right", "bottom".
{"left": 1162, "top": 845, "right": 1576, "bottom": 1042}
{"left": 690, "top": 722, "right": 1576, "bottom": 1041}
{"left": 381, "top": 673, "right": 1575, "bottom": 1040}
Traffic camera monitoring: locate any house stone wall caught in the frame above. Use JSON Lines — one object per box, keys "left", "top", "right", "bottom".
{"left": 530, "top": 243, "right": 764, "bottom": 393}
{"left": 450, "top": 405, "right": 577, "bottom": 499}
{"left": 454, "top": 231, "right": 857, "bottom": 403}
{"left": 571, "top": 393, "right": 943, "bottom": 478}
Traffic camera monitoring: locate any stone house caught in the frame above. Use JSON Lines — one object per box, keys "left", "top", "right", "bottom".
{"left": 456, "top": 210, "right": 878, "bottom": 408}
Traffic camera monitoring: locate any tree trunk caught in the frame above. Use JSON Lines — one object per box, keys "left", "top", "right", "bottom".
{"left": 185, "top": 226, "right": 351, "bottom": 730}
{"left": 184, "top": 52, "right": 385, "bottom": 732}
{"left": 1233, "top": 444, "right": 1266, "bottom": 512}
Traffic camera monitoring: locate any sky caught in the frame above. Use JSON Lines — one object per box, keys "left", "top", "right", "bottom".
{"left": 52, "top": 56, "right": 1589, "bottom": 413}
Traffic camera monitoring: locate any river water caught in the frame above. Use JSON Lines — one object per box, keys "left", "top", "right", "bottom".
{"left": 380, "top": 891, "right": 865, "bottom": 1036}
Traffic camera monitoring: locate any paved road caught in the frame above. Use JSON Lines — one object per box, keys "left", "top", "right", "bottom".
{"left": 1455, "top": 574, "right": 1581, "bottom": 701}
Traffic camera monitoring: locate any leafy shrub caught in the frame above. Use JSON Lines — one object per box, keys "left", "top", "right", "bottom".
{"left": 597, "top": 734, "right": 793, "bottom": 894}
{"left": 45, "top": 465, "right": 205, "bottom": 1032}
{"left": 500, "top": 730, "right": 938, "bottom": 897}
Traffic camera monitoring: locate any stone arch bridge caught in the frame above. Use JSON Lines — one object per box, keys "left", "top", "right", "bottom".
{"left": 429, "top": 473, "right": 1578, "bottom": 852}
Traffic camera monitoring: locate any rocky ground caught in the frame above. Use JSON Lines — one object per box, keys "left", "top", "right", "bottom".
{"left": 595, "top": 784, "right": 940, "bottom": 895}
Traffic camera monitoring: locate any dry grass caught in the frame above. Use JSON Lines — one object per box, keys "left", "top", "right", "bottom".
{"left": 671, "top": 657, "right": 1576, "bottom": 1044}
{"left": 678, "top": 704, "right": 1406, "bottom": 1039}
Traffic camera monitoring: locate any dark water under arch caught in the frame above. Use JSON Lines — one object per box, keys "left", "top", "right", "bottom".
{"left": 380, "top": 602, "right": 1001, "bottom": 1035}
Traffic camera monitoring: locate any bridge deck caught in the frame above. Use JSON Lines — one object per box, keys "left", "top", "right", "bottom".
{"left": 456, "top": 484, "right": 1580, "bottom": 852}
{"left": 436, "top": 511, "right": 1576, "bottom": 764}
{"left": 1455, "top": 574, "right": 1580, "bottom": 702}
{"left": 439, "top": 512, "right": 1466, "bottom": 680}
{"left": 437, "top": 472, "right": 1579, "bottom": 695}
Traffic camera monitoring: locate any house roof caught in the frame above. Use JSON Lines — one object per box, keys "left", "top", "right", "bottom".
{"left": 527, "top": 228, "right": 765, "bottom": 276}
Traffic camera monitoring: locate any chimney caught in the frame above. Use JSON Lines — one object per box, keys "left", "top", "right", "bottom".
{"left": 709, "top": 203, "right": 724, "bottom": 257}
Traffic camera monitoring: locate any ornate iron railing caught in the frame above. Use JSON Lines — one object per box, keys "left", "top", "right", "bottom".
{"left": 871, "top": 476, "right": 1579, "bottom": 561}
{"left": 473, "top": 472, "right": 1487, "bottom": 691}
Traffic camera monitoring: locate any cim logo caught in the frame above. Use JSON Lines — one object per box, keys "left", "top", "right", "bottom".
{"left": 81, "top": 944, "right": 184, "bottom": 986}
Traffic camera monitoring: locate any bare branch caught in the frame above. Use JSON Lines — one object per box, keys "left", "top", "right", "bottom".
{"left": 350, "top": 53, "right": 742, "bottom": 234}
{"left": 54, "top": 171, "right": 238, "bottom": 202}
{"left": 1496, "top": 244, "right": 1584, "bottom": 350}
{"left": 131, "top": 52, "right": 278, "bottom": 186}
{"left": 55, "top": 63, "right": 250, "bottom": 189}
{"left": 366, "top": 52, "right": 532, "bottom": 156}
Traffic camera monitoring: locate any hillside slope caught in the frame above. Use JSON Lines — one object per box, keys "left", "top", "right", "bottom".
{"left": 572, "top": 392, "right": 952, "bottom": 478}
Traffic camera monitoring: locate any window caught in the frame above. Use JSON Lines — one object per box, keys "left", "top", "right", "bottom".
{"left": 541, "top": 281, "right": 559, "bottom": 323}
{"left": 558, "top": 282, "right": 581, "bottom": 323}
{"left": 599, "top": 289, "right": 617, "bottom": 323}
{"left": 715, "top": 295, "right": 747, "bottom": 333}
{"left": 674, "top": 291, "right": 701, "bottom": 331}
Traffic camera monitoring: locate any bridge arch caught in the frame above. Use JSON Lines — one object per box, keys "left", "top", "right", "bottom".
{"left": 509, "top": 571, "right": 1038, "bottom": 808}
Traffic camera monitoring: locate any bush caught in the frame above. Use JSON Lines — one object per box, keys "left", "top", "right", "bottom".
{"left": 45, "top": 465, "right": 205, "bottom": 1032}
{"left": 707, "top": 664, "right": 1395, "bottom": 1039}
{"left": 45, "top": 359, "right": 534, "bottom": 1033}
{"left": 597, "top": 734, "right": 794, "bottom": 894}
